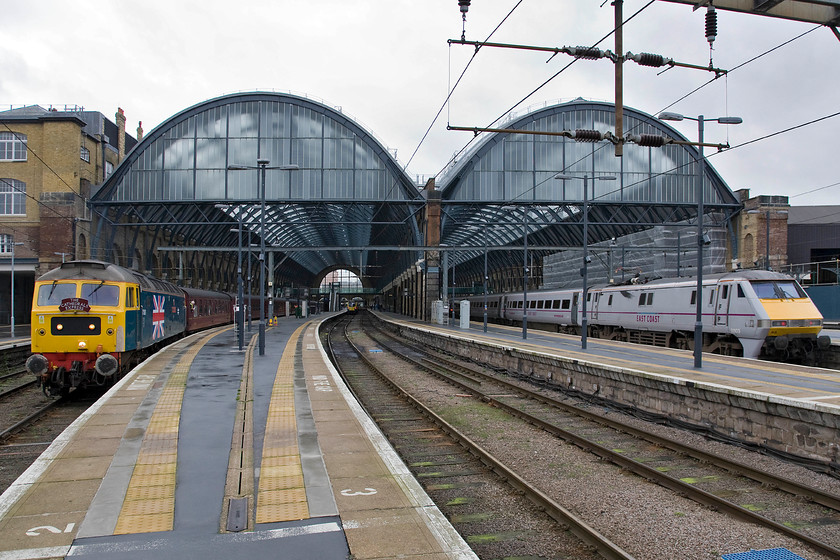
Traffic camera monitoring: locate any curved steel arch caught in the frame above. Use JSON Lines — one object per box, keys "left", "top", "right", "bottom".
{"left": 436, "top": 99, "right": 742, "bottom": 282}
{"left": 89, "top": 91, "right": 424, "bottom": 289}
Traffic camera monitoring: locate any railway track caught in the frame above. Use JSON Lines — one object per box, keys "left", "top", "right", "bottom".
{"left": 325, "top": 313, "right": 631, "bottom": 560}
{"left": 326, "top": 311, "right": 840, "bottom": 560}
{"left": 0, "top": 342, "right": 91, "bottom": 495}
{"left": 366, "top": 321, "right": 840, "bottom": 558}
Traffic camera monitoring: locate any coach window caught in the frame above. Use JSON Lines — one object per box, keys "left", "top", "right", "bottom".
{"left": 530, "top": 300, "right": 536, "bottom": 309}
{"left": 562, "top": 299, "right": 570, "bottom": 310}
{"left": 537, "top": 301, "right": 544, "bottom": 309}
{"left": 690, "top": 290, "right": 697, "bottom": 305}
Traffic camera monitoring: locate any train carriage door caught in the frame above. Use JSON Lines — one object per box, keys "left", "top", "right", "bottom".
{"left": 591, "top": 291, "right": 600, "bottom": 320}
{"left": 571, "top": 293, "right": 580, "bottom": 326}
{"left": 715, "top": 283, "right": 731, "bottom": 326}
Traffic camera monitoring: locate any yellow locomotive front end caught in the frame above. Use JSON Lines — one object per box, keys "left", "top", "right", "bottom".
{"left": 27, "top": 261, "right": 138, "bottom": 395}
{"left": 750, "top": 275, "right": 829, "bottom": 362}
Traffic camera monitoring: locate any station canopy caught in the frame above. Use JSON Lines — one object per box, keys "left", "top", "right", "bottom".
{"left": 90, "top": 93, "right": 742, "bottom": 290}
{"left": 90, "top": 92, "right": 425, "bottom": 289}
{"left": 434, "top": 99, "right": 741, "bottom": 282}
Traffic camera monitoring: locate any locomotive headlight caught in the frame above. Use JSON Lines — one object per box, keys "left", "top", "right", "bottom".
{"left": 809, "top": 319, "right": 822, "bottom": 327}
{"left": 56, "top": 323, "right": 64, "bottom": 331}
{"left": 78, "top": 341, "right": 87, "bottom": 349}
{"left": 88, "top": 323, "right": 97, "bottom": 331}
{"left": 771, "top": 320, "right": 788, "bottom": 327}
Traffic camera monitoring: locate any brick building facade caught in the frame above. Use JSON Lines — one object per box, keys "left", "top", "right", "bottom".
{"left": 0, "top": 105, "right": 138, "bottom": 326}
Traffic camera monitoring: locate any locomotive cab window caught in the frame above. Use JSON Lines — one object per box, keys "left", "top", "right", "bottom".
{"left": 752, "top": 280, "right": 806, "bottom": 299}
{"left": 608, "top": 294, "right": 613, "bottom": 305}
{"left": 37, "top": 282, "right": 77, "bottom": 306}
{"left": 82, "top": 283, "right": 120, "bottom": 306}
{"left": 737, "top": 284, "right": 745, "bottom": 298}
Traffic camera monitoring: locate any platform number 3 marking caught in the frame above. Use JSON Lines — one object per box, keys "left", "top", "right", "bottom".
{"left": 341, "top": 488, "right": 377, "bottom": 496}
{"left": 27, "top": 523, "right": 75, "bottom": 536}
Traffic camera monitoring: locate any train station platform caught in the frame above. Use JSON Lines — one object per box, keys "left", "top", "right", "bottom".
{"left": 0, "top": 315, "right": 476, "bottom": 560}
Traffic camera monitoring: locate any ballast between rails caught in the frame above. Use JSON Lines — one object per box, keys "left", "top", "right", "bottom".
{"left": 460, "top": 270, "right": 830, "bottom": 363}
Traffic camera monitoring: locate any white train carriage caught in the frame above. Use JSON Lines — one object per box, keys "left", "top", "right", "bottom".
{"left": 465, "top": 270, "right": 828, "bottom": 361}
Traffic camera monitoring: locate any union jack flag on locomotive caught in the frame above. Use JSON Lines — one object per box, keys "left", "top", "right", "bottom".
{"left": 152, "top": 294, "right": 166, "bottom": 340}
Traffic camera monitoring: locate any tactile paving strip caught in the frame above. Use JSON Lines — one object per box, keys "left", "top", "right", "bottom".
{"left": 255, "top": 324, "right": 310, "bottom": 524}
{"left": 113, "top": 333, "right": 215, "bottom": 535}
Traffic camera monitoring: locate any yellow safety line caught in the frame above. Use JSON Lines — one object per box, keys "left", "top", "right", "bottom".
{"left": 113, "top": 331, "right": 219, "bottom": 534}
{"left": 255, "top": 324, "right": 310, "bottom": 524}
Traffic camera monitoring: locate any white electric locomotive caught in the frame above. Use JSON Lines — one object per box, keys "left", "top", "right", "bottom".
{"left": 466, "top": 270, "right": 829, "bottom": 362}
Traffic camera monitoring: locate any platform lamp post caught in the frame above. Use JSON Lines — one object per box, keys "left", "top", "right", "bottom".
{"left": 9, "top": 241, "right": 24, "bottom": 338}
{"left": 228, "top": 160, "right": 298, "bottom": 356}
{"left": 554, "top": 174, "right": 616, "bottom": 350}
{"left": 483, "top": 223, "right": 489, "bottom": 333}
{"left": 658, "top": 112, "right": 742, "bottom": 368}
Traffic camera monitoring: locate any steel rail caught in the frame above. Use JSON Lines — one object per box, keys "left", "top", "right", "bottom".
{"left": 337, "top": 315, "right": 636, "bottom": 560}
{"left": 0, "top": 379, "right": 38, "bottom": 400}
{"left": 0, "top": 398, "right": 61, "bottom": 442}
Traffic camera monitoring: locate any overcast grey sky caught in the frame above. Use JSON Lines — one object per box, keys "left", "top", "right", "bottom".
{"left": 2, "top": 1, "right": 837, "bottom": 205}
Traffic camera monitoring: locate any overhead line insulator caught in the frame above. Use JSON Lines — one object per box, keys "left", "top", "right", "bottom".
{"left": 625, "top": 134, "right": 672, "bottom": 147}
{"left": 569, "top": 46, "right": 605, "bottom": 60}
{"left": 706, "top": 6, "right": 718, "bottom": 46}
{"left": 573, "top": 129, "right": 604, "bottom": 142}
{"left": 625, "top": 52, "right": 673, "bottom": 68}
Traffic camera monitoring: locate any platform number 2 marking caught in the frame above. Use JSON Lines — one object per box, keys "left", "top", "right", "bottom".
{"left": 27, "top": 523, "right": 75, "bottom": 536}
{"left": 341, "top": 488, "right": 377, "bottom": 496}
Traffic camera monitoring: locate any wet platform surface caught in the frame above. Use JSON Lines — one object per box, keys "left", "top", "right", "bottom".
{"left": 0, "top": 315, "right": 476, "bottom": 560}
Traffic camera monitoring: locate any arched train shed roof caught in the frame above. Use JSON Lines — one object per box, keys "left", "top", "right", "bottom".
{"left": 435, "top": 99, "right": 742, "bottom": 279}
{"left": 89, "top": 91, "right": 425, "bottom": 289}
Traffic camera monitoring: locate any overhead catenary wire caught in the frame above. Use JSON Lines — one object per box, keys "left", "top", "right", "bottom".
{"left": 404, "top": 0, "right": 525, "bottom": 173}
{"left": 435, "top": 0, "right": 658, "bottom": 179}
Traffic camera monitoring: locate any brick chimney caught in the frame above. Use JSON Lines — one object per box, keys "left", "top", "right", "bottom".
{"left": 115, "top": 107, "right": 126, "bottom": 160}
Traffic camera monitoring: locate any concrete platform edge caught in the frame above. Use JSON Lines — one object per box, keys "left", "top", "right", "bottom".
{"left": 0, "top": 334, "right": 202, "bottom": 522}
{"left": 312, "top": 317, "right": 478, "bottom": 560}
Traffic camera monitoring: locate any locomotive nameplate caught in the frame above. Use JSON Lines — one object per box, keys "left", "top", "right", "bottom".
{"left": 59, "top": 298, "right": 91, "bottom": 312}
